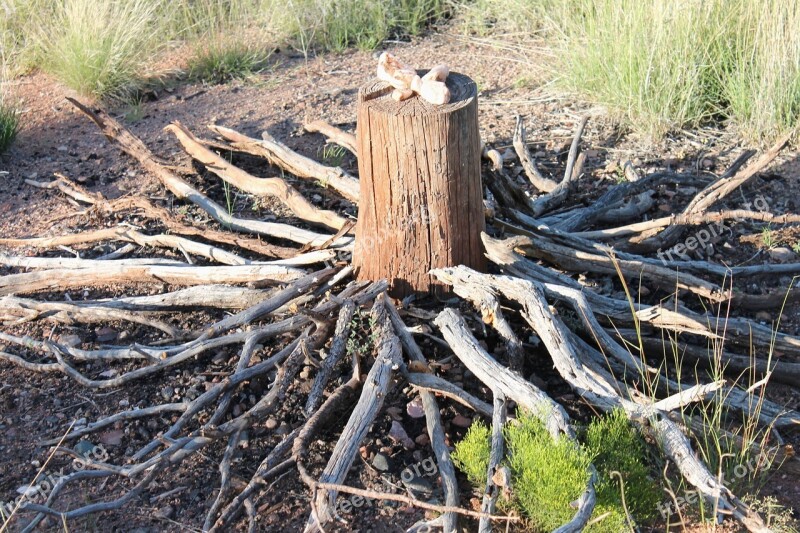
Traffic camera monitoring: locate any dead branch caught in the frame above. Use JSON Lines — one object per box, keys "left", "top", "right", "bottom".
{"left": 513, "top": 115, "right": 557, "bottom": 192}
{"left": 66, "top": 98, "right": 341, "bottom": 248}
{"left": 208, "top": 124, "right": 360, "bottom": 203}
{"left": 304, "top": 120, "right": 357, "bottom": 156}
{"left": 166, "top": 121, "right": 349, "bottom": 231}
{"left": 0, "top": 260, "right": 306, "bottom": 296}
{"left": 478, "top": 392, "right": 506, "bottom": 533}
{"left": 303, "top": 293, "right": 401, "bottom": 531}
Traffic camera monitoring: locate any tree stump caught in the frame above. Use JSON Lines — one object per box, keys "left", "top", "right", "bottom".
{"left": 354, "top": 71, "right": 486, "bottom": 298}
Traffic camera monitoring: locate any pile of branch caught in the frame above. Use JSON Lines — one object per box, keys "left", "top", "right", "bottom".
{"left": 0, "top": 98, "right": 797, "bottom": 533}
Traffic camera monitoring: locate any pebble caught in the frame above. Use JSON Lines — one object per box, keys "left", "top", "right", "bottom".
{"left": 406, "top": 398, "right": 425, "bottom": 419}
{"left": 528, "top": 373, "right": 547, "bottom": 391}
{"left": 160, "top": 386, "right": 174, "bottom": 401}
{"left": 59, "top": 334, "right": 82, "bottom": 347}
{"left": 372, "top": 452, "right": 390, "bottom": 472}
{"left": 74, "top": 440, "right": 95, "bottom": 456}
{"left": 769, "top": 247, "right": 795, "bottom": 263}
{"left": 94, "top": 327, "right": 118, "bottom": 343}
{"left": 265, "top": 418, "right": 278, "bottom": 430}
{"left": 402, "top": 475, "right": 433, "bottom": 494}
{"left": 451, "top": 415, "right": 472, "bottom": 428}
{"left": 415, "top": 433, "right": 430, "bottom": 447}
{"left": 154, "top": 505, "right": 175, "bottom": 519}
{"left": 755, "top": 311, "right": 773, "bottom": 322}
{"left": 99, "top": 429, "right": 124, "bottom": 446}
{"left": 386, "top": 406, "right": 403, "bottom": 421}
{"left": 389, "top": 421, "right": 415, "bottom": 449}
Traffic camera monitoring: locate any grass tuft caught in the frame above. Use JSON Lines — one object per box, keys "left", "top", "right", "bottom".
{"left": 457, "top": 0, "right": 800, "bottom": 143}
{"left": 0, "top": 98, "right": 19, "bottom": 156}
{"left": 35, "top": 0, "right": 168, "bottom": 100}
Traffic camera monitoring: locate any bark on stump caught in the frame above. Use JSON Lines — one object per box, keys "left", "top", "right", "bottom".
{"left": 354, "top": 71, "right": 486, "bottom": 298}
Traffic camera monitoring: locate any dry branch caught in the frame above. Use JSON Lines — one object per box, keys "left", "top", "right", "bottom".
{"left": 208, "top": 124, "right": 360, "bottom": 203}
{"left": 67, "top": 98, "right": 341, "bottom": 248}
{"left": 166, "top": 121, "right": 349, "bottom": 231}
{"left": 513, "top": 115, "right": 557, "bottom": 192}
{"left": 303, "top": 293, "right": 402, "bottom": 531}
{"left": 0, "top": 261, "right": 306, "bottom": 296}
{"left": 304, "top": 120, "right": 357, "bottom": 156}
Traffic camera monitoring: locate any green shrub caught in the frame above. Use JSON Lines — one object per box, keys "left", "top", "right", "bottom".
{"left": 584, "top": 409, "right": 662, "bottom": 529}
{"left": 452, "top": 410, "right": 661, "bottom": 532}
{"left": 505, "top": 413, "right": 594, "bottom": 531}
{"left": 451, "top": 419, "right": 491, "bottom": 486}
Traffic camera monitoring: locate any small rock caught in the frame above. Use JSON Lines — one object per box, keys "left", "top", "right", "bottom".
{"left": 389, "top": 421, "right": 415, "bottom": 449}
{"left": 769, "top": 247, "right": 795, "bottom": 263}
{"left": 359, "top": 445, "right": 369, "bottom": 460}
{"left": 212, "top": 352, "right": 227, "bottom": 364}
{"left": 59, "top": 334, "right": 82, "bottom": 347}
{"left": 99, "top": 429, "right": 124, "bottom": 446}
{"left": 528, "top": 374, "right": 547, "bottom": 391}
{"left": 95, "top": 327, "right": 118, "bottom": 343}
{"left": 451, "top": 415, "right": 472, "bottom": 428}
{"left": 73, "top": 417, "right": 87, "bottom": 427}
{"left": 99, "top": 369, "right": 118, "bottom": 378}
{"left": 118, "top": 399, "right": 130, "bottom": 408}
{"left": 232, "top": 404, "right": 242, "bottom": 417}
{"left": 160, "top": 386, "right": 174, "bottom": 401}
{"left": 265, "top": 418, "right": 278, "bottom": 430}
{"left": 701, "top": 158, "right": 715, "bottom": 169}
{"left": 57, "top": 145, "right": 69, "bottom": 152}
{"left": 386, "top": 406, "right": 403, "bottom": 421}
{"left": 755, "top": 311, "right": 773, "bottom": 322}
{"left": 154, "top": 505, "right": 174, "bottom": 519}
{"left": 406, "top": 398, "right": 425, "bottom": 419}
{"left": 74, "top": 440, "right": 95, "bottom": 456}
{"left": 372, "top": 452, "right": 390, "bottom": 472}
{"left": 415, "top": 433, "right": 430, "bottom": 447}
{"left": 401, "top": 475, "right": 433, "bottom": 495}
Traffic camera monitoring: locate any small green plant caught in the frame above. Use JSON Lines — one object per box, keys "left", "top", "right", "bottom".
{"left": 761, "top": 225, "right": 775, "bottom": 248}
{"left": 453, "top": 410, "right": 659, "bottom": 532}
{"left": 741, "top": 494, "right": 798, "bottom": 532}
{"left": 188, "top": 37, "right": 271, "bottom": 83}
{"left": 793, "top": 242, "right": 800, "bottom": 254}
{"left": 320, "top": 144, "right": 346, "bottom": 167}
{"left": 222, "top": 179, "right": 236, "bottom": 217}
{"left": 0, "top": 93, "right": 19, "bottom": 156}
{"left": 346, "top": 309, "right": 377, "bottom": 360}
{"left": 584, "top": 409, "right": 662, "bottom": 527}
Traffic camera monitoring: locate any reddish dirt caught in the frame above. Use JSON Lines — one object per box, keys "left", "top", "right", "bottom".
{"left": 1, "top": 31, "right": 798, "bottom": 532}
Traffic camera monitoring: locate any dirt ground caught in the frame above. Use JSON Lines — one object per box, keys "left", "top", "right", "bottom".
{"left": 1, "top": 30, "right": 798, "bottom": 532}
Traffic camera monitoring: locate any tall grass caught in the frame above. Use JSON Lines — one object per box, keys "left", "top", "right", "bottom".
{"left": 0, "top": 59, "right": 19, "bottom": 156}
{"left": 459, "top": 0, "right": 800, "bottom": 143}
{"left": 1, "top": 0, "right": 449, "bottom": 98}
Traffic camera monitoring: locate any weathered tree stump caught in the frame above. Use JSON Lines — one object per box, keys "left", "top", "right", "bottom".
{"left": 354, "top": 71, "right": 486, "bottom": 297}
